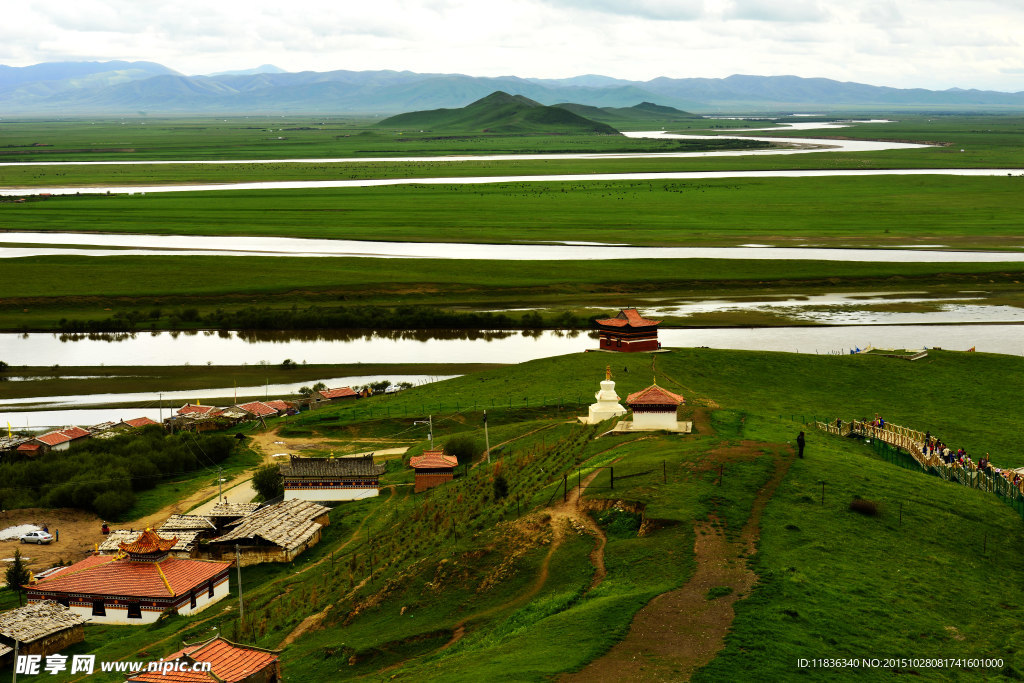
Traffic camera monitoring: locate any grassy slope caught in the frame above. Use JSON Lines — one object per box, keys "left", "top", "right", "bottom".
{"left": 31, "top": 348, "right": 1024, "bottom": 681}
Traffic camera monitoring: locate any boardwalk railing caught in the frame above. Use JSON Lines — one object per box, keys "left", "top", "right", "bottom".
{"left": 816, "top": 418, "right": 1024, "bottom": 519}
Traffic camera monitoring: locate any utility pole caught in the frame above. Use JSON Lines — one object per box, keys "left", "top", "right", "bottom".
{"left": 158, "top": 392, "right": 163, "bottom": 424}
{"left": 235, "top": 545, "right": 244, "bottom": 630}
{"left": 414, "top": 415, "right": 433, "bottom": 449}
{"left": 12, "top": 638, "right": 18, "bottom": 683}
{"left": 484, "top": 410, "right": 490, "bottom": 464}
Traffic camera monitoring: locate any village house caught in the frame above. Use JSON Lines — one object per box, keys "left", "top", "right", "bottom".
{"left": 30, "top": 426, "right": 92, "bottom": 454}
{"left": 281, "top": 454, "right": 385, "bottom": 501}
{"left": 27, "top": 529, "right": 231, "bottom": 625}
{"left": 594, "top": 308, "right": 662, "bottom": 352}
{"left": 235, "top": 401, "right": 281, "bottom": 420}
{"left": 409, "top": 450, "right": 459, "bottom": 493}
{"left": 207, "top": 502, "right": 261, "bottom": 533}
{"left": 307, "top": 386, "right": 358, "bottom": 409}
{"left": 0, "top": 601, "right": 86, "bottom": 667}
{"left": 206, "top": 499, "right": 330, "bottom": 567}
{"left": 126, "top": 636, "right": 281, "bottom": 683}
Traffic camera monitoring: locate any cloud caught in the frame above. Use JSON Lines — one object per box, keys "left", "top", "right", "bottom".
{"left": 724, "top": 0, "right": 829, "bottom": 23}
{"left": 541, "top": 0, "right": 706, "bottom": 21}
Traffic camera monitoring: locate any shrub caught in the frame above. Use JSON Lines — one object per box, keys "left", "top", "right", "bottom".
{"left": 443, "top": 435, "right": 483, "bottom": 464}
{"left": 493, "top": 474, "right": 509, "bottom": 501}
{"left": 849, "top": 498, "right": 879, "bottom": 516}
{"left": 253, "top": 464, "right": 284, "bottom": 501}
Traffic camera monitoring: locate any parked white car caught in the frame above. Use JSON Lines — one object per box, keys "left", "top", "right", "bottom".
{"left": 20, "top": 530, "right": 53, "bottom": 544}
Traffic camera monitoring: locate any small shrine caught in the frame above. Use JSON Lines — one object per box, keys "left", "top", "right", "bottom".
{"left": 579, "top": 366, "right": 628, "bottom": 425}
{"left": 611, "top": 381, "right": 691, "bottom": 433}
{"left": 27, "top": 529, "right": 231, "bottom": 625}
{"left": 280, "top": 454, "right": 386, "bottom": 501}
{"left": 409, "top": 450, "right": 459, "bottom": 493}
{"left": 594, "top": 308, "right": 661, "bottom": 353}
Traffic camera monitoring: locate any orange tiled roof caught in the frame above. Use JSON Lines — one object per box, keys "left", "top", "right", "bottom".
{"left": 318, "top": 387, "right": 357, "bottom": 399}
{"left": 264, "top": 400, "right": 291, "bottom": 411}
{"left": 127, "top": 637, "right": 278, "bottom": 683}
{"left": 119, "top": 528, "right": 178, "bottom": 555}
{"left": 236, "top": 401, "right": 278, "bottom": 417}
{"left": 178, "top": 404, "right": 218, "bottom": 416}
{"left": 32, "top": 554, "right": 229, "bottom": 599}
{"left": 409, "top": 450, "right": 459, "bottom": 469}
{"left": 124, "top": 417, "right": 159, "bottom": 428}
{"left": 17, "top": 443, "right": 41, "bottom": 451}
{"left": 61, "top": 426, "right": 91, "bottom": 439}
{"left": 595, "top": 308, "right": 662, "bottom": 328}
{"left": 627, "top": 384, "right": 685, "bottom": 406}
{"left": 35, "top": 431, "right": 73, "bottom": 446}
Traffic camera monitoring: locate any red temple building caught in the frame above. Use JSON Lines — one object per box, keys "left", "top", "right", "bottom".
{"left": 409, "top": 450, "right": 459, "bottom": 493}
{"left": 594, "top": 308, "right": 661, "bottom": 352}
{"left": 26, "top": 529, "right": 231, "bottom": 625}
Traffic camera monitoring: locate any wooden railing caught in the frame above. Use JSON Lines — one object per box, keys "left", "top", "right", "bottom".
{"left": 815, "top": 419, "right": 943, "bottom": 467}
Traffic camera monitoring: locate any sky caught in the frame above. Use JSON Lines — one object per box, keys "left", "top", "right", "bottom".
{"left": 3, "top": 0, "right": 1023, "bottom": 91}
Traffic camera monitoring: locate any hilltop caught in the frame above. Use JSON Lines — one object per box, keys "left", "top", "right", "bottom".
{"left": 377, "top": 91, "right": 620, "bottom": 134}
{"left": 554, "top": 100, "right": 698, "bottom": 124}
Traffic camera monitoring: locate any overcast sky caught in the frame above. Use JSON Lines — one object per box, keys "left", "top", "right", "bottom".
{"left": 3, "top": 0, "right": 1023, "bottom": 91}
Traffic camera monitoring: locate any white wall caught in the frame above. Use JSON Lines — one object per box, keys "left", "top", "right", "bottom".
{"left": 285, "top": 487, "right": 379, "bottom": 502}
{"left": 632, "top": 411, "right": 679, "bottom": 431}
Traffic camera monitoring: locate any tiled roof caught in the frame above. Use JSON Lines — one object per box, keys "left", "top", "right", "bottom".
{"left": 410, "top": 450, "right": 459, "bottom": 469}
{"left": 160, "top": 514, "right": 216, "bottom": 532}
{"left": 318, "top": 387, "right": 357, "bottom": 399}
{"left": 264, "top": 400, "right": 292, "bottom": 411}
{"left": 127, "top": 637, "right": 279, "bottom": 683}
{"left": 236, "top": 401, "right": 278, "bottom": 417}
{"left": 124, "top": 417, "right": 159, "bottom": 428}
{"left": 207, "top": 502, "right": 260, "bottom": 518}
{"left": 626, "top": 384, "right": 685, "bottom": 406}
{"left": 99, "top": 530, "right": 200, "bottom": 554}
{"left": 17, "top": 443, "right": 41, "bottom": 451}
{"left": 595, "top": 307, "right": 662, "bottom": 328}
{"left": 213, "top": 499, "right": 329, "bottom": 551}
{"left": 178, "top": 404, "right": 218, "bottom": 416}
{"left": 32, "top": 554, "right": 230, "bottom": 599}
{"left": 0, "top": 601, "right": 86, "bottom": 644}
{"left": 60, "top": 426, "right": 91, "bottom": 439}
{"left": 35, "top": 431, "right": 73, "bottom": 446}
{"left": 119, "top": 528, "right": 178, "bottom": 555}
{"left": 281, "top": 454, "right": 385, "bottom": 478}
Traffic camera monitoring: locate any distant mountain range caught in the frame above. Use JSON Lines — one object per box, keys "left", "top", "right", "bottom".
{"left": 2, "top": 61, "right": 1023, "bottom": 114}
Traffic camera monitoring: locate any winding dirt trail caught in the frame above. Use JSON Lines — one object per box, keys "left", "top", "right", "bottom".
{"left": 564, "top": 447, "right": 794, "bottom": 682}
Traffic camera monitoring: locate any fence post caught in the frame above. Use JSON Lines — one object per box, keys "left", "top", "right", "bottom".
{"left": 610, "top": 467, "right": 614, "bottom": 490}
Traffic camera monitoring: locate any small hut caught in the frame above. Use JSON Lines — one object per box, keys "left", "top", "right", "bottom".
{"left": 625, "top": 382, "right": 688, "bottom": 431}
{"left": 409, "top": 450, "right": 459, "bottom": 493}
{"left": 207, "top": 499, "right": 330, "bottom": 567}
{"left": 0, "top": 601, "right": 86, "bottom": 666}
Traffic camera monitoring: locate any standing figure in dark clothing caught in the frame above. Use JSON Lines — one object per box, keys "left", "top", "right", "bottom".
{"left": 796, "top": 431, "right": 806, "bottom": 458}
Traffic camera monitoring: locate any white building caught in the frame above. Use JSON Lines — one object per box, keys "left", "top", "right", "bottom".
{"left": 579, "top": 366, "right": 628, "bottom": 425}
{"left": 281, "top": 454, "right": 385, "bottom": 501}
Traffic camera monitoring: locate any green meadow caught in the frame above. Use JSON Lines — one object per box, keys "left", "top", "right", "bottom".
{"left": 21, "top": 348, "right": 1024, "bottom": 681}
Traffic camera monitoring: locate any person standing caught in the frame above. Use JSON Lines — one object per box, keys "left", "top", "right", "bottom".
{"left": 796, "top": 431, "right": 806, "bottom": 458}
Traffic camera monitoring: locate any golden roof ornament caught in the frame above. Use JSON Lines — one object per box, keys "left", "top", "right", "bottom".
{"left": 605, "top": 365, "right": 612, "bottom": 381}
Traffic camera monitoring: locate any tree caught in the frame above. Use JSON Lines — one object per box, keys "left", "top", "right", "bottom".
{"left": 298, "top": 386, "right": 313, "bottom": 397}
{"left": 5, "top": 549, "right": 30, "bottom": 606}
{"left": 443, "top": 435, "right": 482, "bottom": 465}
{"left": 252, "top": 464, "right": 284, "bottom": 501}
{"left": 493, "top": 473, "right": 509, "bottom": 501}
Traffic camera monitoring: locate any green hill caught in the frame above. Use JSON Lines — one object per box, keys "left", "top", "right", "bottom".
{"left": 377, "top": 91, "right": 620, "bottom": 134}
{"left": 554, "top": 100, "right": 698, "bottom": 124}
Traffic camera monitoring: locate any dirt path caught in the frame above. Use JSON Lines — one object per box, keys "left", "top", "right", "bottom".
{"left": 564, "top": 447, "right": 794, "bottom": 682}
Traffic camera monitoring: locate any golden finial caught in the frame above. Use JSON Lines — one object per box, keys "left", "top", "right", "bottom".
{"left": 605, "top": 365, "right": 612, "bottom": 381}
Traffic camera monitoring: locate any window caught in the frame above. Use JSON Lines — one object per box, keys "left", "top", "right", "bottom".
{"left": 208, "top": 581, "right": 215, "bottom": 598}
{"left": 127, "top": 603, "right": 142, "bottom": 619}
{"left": 92, "top": 600, "right": 106, "bottom": 617}
{"left": 190, "top": 592, "right": 197, "bottom": 609}
{"left": 56, "top": 598, "right": 69, "bottom": 608}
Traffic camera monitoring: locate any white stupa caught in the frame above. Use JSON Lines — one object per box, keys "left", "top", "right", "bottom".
{"left": 579, "top": 366, "right": 628, "bottom": 425}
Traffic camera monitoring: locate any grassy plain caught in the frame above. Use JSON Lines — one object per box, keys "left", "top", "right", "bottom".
{"left": 26, "top": 348, "right": 1024, "bottom": 681}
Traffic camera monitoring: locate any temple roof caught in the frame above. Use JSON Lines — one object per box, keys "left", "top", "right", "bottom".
{"left": 119, "top": 528, "right": 178, "bottom": 555}
{"left": 409, "top": 450, "right": 459, "bottom": 469}
{"left": 627, "top": 384, "right": 685, "bottom": 406}
{"left": 127, "top": 637, "right": 279, "bottom": 683}
{"left": 595, "top": 308, "right": 662, "bottom": 328}
{"left": 31, "top": 555, "right": 229, "bottom": 599}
